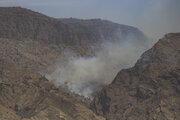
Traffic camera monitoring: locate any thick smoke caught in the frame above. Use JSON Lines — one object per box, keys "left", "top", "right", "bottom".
{"left": 45, "top": 36, "right": 151, "bottom": 99}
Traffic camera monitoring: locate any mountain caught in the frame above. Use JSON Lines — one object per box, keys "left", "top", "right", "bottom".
{"left": 0, "top": 7, "right": 150, "bottom": 120}
{"left": 91, "top": 33, "right": 180, "bottom": 120}
{"left": 0, "top": 59, "right": 105, "bottom": 120}
{"left": 0, "top": 7, "right": 148, "bottom": 71}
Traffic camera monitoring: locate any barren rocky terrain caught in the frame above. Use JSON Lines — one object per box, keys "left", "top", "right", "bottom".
{"left": 0, "top": 7, "right": 179, "bottom": 120}
{"left": 0, "top": 59, "right": 105, "bottom": 120}
{"left": 91, "top": 33, "right": 180, "bottom": 120}
{"left": 0, "top": 7, "right": 148, "bottom": 71}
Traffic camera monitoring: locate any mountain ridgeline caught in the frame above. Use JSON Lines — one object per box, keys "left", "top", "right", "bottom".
{"left": 0, "top": 7, "right": 148, "bottom": 71}
{"left": 0, "top": 7, "right": 147, "bottom": 46}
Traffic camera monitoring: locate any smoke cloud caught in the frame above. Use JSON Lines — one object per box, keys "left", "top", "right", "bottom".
{"left": 45, "top": 36, "right": 152, "bottom": 99}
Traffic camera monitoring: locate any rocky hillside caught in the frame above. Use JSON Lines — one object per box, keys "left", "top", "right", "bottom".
{"left": 91, "top": 33, "right": 180, "bottom": 120}
{"left": 0, "top": 7, "right": 148, "bottom": 71}
{"left": 61, "top": 18, "right": 147, "bottom": 43}
{"left": 0, "top": 7, "right": 78, "bottom": 46}
{"left": 0, "top": 59, "right": 105, "bottom": 120}
{"left": 0, "top": 7, "right": 147, "bottom": 45}
{"left": 0, "top": 7, "right": 147, "bottom": 46}
{"left": 0, "top": 7, "right": 150, "bottom": 120}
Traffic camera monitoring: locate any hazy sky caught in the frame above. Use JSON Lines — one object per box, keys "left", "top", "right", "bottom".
{"left": 0, "top": 0, "right": 180, "bottom": 40}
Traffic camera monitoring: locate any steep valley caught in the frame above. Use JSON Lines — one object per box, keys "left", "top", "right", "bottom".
{"left": 0, "top": 7, "right": 179, "bottom": 120}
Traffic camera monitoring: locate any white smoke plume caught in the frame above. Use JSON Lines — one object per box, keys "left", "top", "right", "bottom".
{"left": 45, "top": 37, "right": 152, "bottom": 99}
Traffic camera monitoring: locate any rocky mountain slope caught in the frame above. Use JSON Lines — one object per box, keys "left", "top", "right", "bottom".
{"left": 91, "top": 33, "right": 180, "bottom": 120}
{"left": 0, "top": 7, "right": 148, "bottom": 71}
{"left": 0, "top": 59, "right": 105, "bottom": 120}
{"left": 61, "top": 18, "right": 147, "bottom": 43}
{"left": 0, "top": 7, "right": 147, "bottom": 45}
{"left": 0, "top": 7, "right": 150, "bottom": 120}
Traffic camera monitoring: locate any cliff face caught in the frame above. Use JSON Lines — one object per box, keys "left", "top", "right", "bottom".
{"left": 91, "top": 33, "right": 180, "bottom": 120}
{"left": 0, "top": 7, "right": 148, "bottom": 71}
{"left": 0, "top": 59, "right": 105, "bottom": 120}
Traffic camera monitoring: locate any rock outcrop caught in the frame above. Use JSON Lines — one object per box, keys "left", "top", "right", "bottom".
{"left": 91, "top": 33, "right": 180, "bottom": 120}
